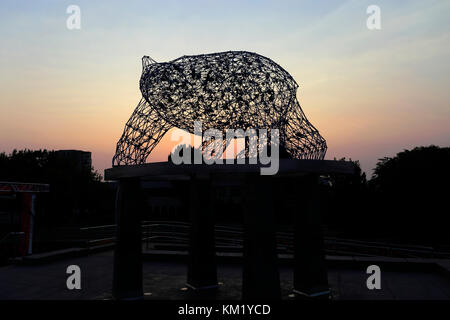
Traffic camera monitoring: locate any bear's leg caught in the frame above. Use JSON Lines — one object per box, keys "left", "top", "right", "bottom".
{"left": 113, "top": 98, "right": 172, "bottom": 165}
{"left": 200, "top": 135, "right": 231, "bottom": 162}
{"left": 281, "top": 101, "right": 327, "bottom": 160}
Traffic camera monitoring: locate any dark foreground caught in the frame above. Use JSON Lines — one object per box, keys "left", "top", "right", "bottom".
{"left": 1, "top": 250, "right": 450, "bottom": 300}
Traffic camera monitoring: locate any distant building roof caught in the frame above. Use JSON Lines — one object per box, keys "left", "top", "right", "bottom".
{"left": 55, "top": 150, "right": 92, "bottom": 172}
{"left": 0, "top": 182, "right": 50, "bottom": 193}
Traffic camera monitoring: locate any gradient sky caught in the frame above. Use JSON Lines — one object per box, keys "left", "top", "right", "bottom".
{"left": 1, "top": 0, "right": 449, "bottom": 177}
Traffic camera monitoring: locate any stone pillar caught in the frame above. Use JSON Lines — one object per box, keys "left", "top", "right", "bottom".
{"left": 112, "top": 177, "right": 144, "bottom": 300}
{"left": 242, "top": 175, "right": 281, "bottom": 300}
{"left": 293, "top": 174, "right": 329, "bottom": 299}
{"left": 186, "top": 174, "right": 218, "bottom": 290}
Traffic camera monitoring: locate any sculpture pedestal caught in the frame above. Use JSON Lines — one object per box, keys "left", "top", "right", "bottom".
{"left": 105, "top": 159, "right": 355, "bottom": 300}
{"left": 186, "top": 175, "right": 218, "bottom": 290}
{"left": 293, "top": 174, "right": 330, "bottom": 299}
{"left": 112, "top": 177, "right": 144, "bottom": 300}
{"left": 242, "top": 175, "right": 281, "bottom": 300}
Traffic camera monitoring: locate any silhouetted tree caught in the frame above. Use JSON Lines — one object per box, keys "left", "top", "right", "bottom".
{"left": 369, "top": 145, "right": 450, "bottom": 244}
{"left": 322, "top": 158, "right": 369, "bottom": 237}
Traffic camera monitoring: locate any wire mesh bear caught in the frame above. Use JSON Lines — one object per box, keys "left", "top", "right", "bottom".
{"left": 113, "top": 51, "right": 327, "bottom": 166}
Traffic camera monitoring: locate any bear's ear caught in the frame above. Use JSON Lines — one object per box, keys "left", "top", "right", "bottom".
{"left": 142, "top": 56, "right": 157, "bottom": 71}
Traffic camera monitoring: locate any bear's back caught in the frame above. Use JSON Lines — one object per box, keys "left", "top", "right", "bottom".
{"left": 141, "top": 51, "right": 299, "bottom": 131}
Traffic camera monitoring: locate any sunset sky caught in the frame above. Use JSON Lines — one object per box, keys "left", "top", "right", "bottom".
{"left": 1, "top": 0, "right": 449, "bottom": 177}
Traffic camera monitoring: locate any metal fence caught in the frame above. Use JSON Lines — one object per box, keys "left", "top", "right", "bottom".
{"left": 52, "top": 221, "right": 450, "bottom": 259}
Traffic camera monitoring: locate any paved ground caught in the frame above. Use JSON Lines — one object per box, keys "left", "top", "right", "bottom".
{"left": 1, "top": 250, "right": 450, "bottom": 300}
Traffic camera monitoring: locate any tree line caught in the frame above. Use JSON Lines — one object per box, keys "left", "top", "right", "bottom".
{"left": 1, "top": 145, "right": 449, "bottom": 246}
{"left": 324, "top": 145, "right": 450, "bottom": 245}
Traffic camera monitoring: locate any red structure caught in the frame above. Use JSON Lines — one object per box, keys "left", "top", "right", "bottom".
{"left": 0, "top": 182, "right": 49, "bottom": 256}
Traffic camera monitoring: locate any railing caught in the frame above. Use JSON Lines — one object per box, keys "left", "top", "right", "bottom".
{"left": 53, "top": 221, "right": 450, "bottom": 259}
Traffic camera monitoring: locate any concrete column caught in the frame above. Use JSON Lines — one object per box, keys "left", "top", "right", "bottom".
{"left": 112, "top": 177, "right": 144, "bottom": 300}
{"left": 186, "top": 175, "right": 218, "bottom": 290}
{"left": 242, "top": 175, "right": 281, "bottom": 300}
{"left": 293, "top": 174, "right": 329, "bottom": 299}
